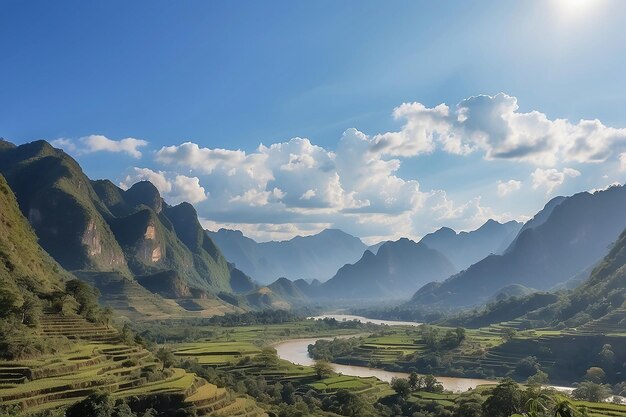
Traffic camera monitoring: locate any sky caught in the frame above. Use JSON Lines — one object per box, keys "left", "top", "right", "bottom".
{"left": 2, "top": 0, "right": 626, "bottom": 243}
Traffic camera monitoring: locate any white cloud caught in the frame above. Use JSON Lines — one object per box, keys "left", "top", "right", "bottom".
{"left": 620, "top": 153, "right": 626, "bottom": 171}
{"left": 52, "top": 135, "right": 148, "bottom": 158}
{"left": 120, "top": 167, "right": 207, "bottom": 204}
{"left": 202, "top": 219, "right": 332, "bottom": 242}
{"left": 170, "top": 175, "right": 209, "bottom": 204}
{"left": 145, "top": 93, "right": 626, "bottom": 241}
{"left": 120, "top": 168, "right": 172, "bottom": 194}
{"left": 51, "top": 138, "right": 77, "bottom": 152}
{"left": 155, "top": 142, "right": 247, "bottom": 174}
{"left": 377, "top": 93, "right": 626, "bottom": 166}
{"left": 497, "top": 179, "right": 523, "bottom": 197}
{"left": 531, "top": 167, "right": 581, "bottom": 194}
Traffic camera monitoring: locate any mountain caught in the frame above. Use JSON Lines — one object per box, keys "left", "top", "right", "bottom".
{"left": 242, "top": 277, "right": 308, "bottom": 310}
{"left": 503, "top": 195, "right": 567, "bottom": 253}
{"left": 207, "top": 228, "right": 368, "bottom": 284}
{"left": 318, "top": 238, "right": 456, "bottom": 299}
{"left": 0, "top": 172, "right": 71, "bottom": 309}
{"left": 0, "top": 140, "right": 254, "bottom": 305}
{"left": 448, "top": 225, "right": 626, "bottom": 329}
{"left": 419, "top": 219, "right": 522, "bottom": 271}
{"left": 525, "top": 227, "right": 626, "bottom": 328}
{"left": 0, "top": 140, "right": 128, "bottom": 273}
{"left": 411, "top": 185, "right": 626, "bottom": 308}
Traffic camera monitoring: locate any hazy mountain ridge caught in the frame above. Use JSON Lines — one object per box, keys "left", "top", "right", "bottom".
{"left": 207, "top": 228, "right": 368, "bottom": 284}
{"left": 411, "top": 185, "right": 626, "bottom": 308}
{"left": 419, "top": 219, "right": 522, "bottom": 271}
{"left": 318, "top": 238, "right": 457, "bottom": 299}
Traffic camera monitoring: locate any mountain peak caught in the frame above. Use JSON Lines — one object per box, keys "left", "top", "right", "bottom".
{"left": 433, "top": 226, "right": 457, "bottom": 237}
{"left": 125, "top": 181, "right": 163, "bottom": 213}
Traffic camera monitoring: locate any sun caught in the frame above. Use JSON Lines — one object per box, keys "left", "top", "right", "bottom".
{"left": 553, "top": 0, "right": 600, "bottom": 20}
{"left": 557, "top": 0, "right": 595, "bottom": 13}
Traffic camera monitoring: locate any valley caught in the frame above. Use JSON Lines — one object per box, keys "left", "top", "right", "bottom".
{"left": 2, "top": 138, "right": 626, "bottom": 417}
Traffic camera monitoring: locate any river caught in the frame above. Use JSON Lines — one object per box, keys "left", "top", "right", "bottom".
{"left": 277, "top": 314, "right": 577, "bottom": 394}
{"left": 275, "top": 314, "right": 498, "bottom": 392}
{"left": 308, "top": 314, "right": 422, "bottom": 327}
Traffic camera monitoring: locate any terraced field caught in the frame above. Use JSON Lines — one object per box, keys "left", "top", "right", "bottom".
{"left": 174, "top": 341, "right": 262, "bottom": 365}
{"left": 0, "top": 313, "right": 268, "bottom": 416}
{"left": 171, "top": 331, "right": 400, "bottom": 398}
{"left": 307, "top": 375, "right": 393, "bottom": 398}
{"left": 76, "top": 271, "right": 243, "bottom": 321}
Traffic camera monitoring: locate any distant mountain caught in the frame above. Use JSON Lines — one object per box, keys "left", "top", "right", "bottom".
{"left": 419, "top": 219, "right": 522, "bottom": 271}
{"left": 449, "top": 225, "right": 626, "bottom": 329}
{"left": 367, "top": 241, "right": 389, "bottom": 254}
{"left": 0, "top": 140, "right": 254, "bottom": 303}
{"left": 503, "top": 195, "right": 567, "bottom": 253}
{"left": 207, "top": 228, "right": 368, "bottom": 284}
{"left": 526, "top": 226, "right": 626, "bottom": 328}
{"left": 318, "top": 238, "right": 457, "bottom": 300}
{"left": 411, "top": 185, "right": 626, "bottom": 308}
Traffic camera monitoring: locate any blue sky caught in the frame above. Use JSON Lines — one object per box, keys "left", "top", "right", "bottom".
{"left": 2, "top": 0, "right": 626, "bottom": 242}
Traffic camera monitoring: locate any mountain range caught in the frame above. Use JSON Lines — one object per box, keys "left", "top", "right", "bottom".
{"left": 411, "top": 184, "right": 626, "bottom": 308}
{"left": 317, "top": 238, "right": 457, "bottom": 299}
{"left": 419, "top": 219, "right": 522, "bottom": 271}
{"left": 207, "top": 228, "right": 368, "bottom": 284}
{"left": 0, "top": 140, "right": 255, "bottom": 314}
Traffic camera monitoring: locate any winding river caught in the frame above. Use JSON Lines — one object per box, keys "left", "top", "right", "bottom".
{"left": 274, "top": 314, "right": 499, "bottom": 392}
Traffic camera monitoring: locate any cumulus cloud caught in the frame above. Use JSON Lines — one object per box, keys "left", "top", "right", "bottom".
{"left": 376, "top": 93, "right": 626, "bottom": 166}
{"left": 51, "top": 138, "right": 77, "bottom": 152}
{"left": 120, "top": 167, "right": 207, "bottom": 204}
{"left": 531, "top": 167, "right": 581, "bottom": 194}
{"left": 497, "top": 179, "right": 523, "bottom": 197}
{"left": 620, "top": 153, "right": 626, "bottom": 171}
{"left": 53, "top": 135, "right": 148, "bottom": 158}
{"left": 145, "top": 92, "right": 626, "bottom": 241}
{"left": 155, "top": 142, "right": 246, "bottom": 173}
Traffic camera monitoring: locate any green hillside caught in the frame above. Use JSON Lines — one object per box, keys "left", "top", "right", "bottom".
{"left": 0, "top": 140, "right": 128, "bottom": 274}
{"left": 0, "top": 140, "right": 259, "bottom": 316}
{"left": 0, "top": 173, "right": 70, "bottom": 296}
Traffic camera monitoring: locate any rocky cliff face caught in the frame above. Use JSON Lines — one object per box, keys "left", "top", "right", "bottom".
{"left": 0, "top": 139, "right": 256, "bottom": 299}
{"left": 0, "top": 140, "right": 128, "bottom": 273}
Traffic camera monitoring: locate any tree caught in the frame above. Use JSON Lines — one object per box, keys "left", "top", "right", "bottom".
{"left": 482, "top": 378, "right": 523, "bottom": 417}
{"left": 19, "top": 292, "right": 42, "bottom": 326}
{"left": 66, "top": 392, "right": 114, "bottom": 417}
{"left": 422, "top": 374, "right": 443, "bottom": 393}
{"left": 313, "top": 360, "right": 334, "bottom": 379}
{"left": 65, "top": 279, "right": 101, "bottom": 321}
{"left": 0, "top": 284, "right": 23, "bottom": 318}
{"left": 584, "top": 367, "right": 606, "bottom": 383}
{"left": 599, "top": 344, "right": 615, "bottom": 370}
{"left": 526, "top": 370, "right": 549, "bottom": 387}
{"left": 572, "top": 381, "right": 612, "bottom": 402}
{"left": 552, "top": 399, "right": 577, "bottom": 417}
{"left": 155, "top": 347, "right": 176, "bottom": 371}
{"left": 503, "top": 328, "right": 517, "bottom": 341}
{"left": 408, "top": 371, "right": 423, "bottom": 391}
{"left": 391, "top": 377, "right": 411, "bottom": 398}
{"left": 121, "top": 323, "right": 135, "bottom": 346}
{"left": 454, "top": 394, "right": 483, "bottom": 417}
{"left": 515, "top": 356, "right": 540, "bottom": 378}
{"left": 100, "top": 306, "right": 114, "bottom": 329}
